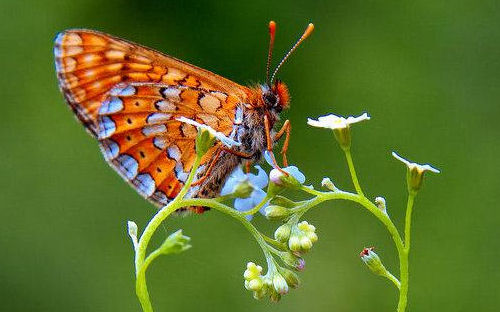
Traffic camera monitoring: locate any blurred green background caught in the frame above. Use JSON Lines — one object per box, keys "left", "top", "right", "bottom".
{"left": 1, "top": 0, "right": 499, "bottom": 311}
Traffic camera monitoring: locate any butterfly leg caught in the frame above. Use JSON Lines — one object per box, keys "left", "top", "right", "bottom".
{"left": 192, "top": 146, "right": 253, "bottom": 186}
{"left": 273, "top": 119, "right": 291, "bottom": 167}
{"left": 245, "top": 160, "right": 252, "bottom": 173}
{"left": 264, "top": 115, "right": 289, "bottom": 175}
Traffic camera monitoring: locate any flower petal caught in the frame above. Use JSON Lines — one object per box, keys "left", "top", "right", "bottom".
{"left": 235, "top": 197, "right": 254, "bottom": 212}
{"left": 220, "top": 167, "right": 246, "bottom": 195}
{"left": 250, "top": 165, "right": 268, "bottom": 189}
{"left": 283, "top": 166, "right": 306, "bottom": 184}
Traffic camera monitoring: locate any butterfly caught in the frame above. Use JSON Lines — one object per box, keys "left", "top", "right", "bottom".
{"left": 54, "top": 21, "right": 314, "bottom": 213}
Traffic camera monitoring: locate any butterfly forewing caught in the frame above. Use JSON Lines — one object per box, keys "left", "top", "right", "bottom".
{"left": 54, "top": 29, "right": 249, "bottom": 208}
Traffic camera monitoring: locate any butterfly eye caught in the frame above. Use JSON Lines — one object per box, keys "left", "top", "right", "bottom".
{"left": 264, "top": 92, "right": 279, "bottom": 108}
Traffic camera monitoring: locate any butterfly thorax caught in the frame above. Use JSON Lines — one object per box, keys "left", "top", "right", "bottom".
{"left": 193, "top": 82, "right": 289, "bottom": 202}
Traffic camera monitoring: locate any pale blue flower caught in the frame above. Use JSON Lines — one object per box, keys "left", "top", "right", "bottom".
{"left": 264, "top": 151, "right": 306, "bottom": 185}
{"left": 221, "top": 165, "right": 269, "bottom": 218}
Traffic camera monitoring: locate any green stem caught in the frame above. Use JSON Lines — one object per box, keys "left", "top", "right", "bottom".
{"left": 343, "top": 148, "right": 364, "bottom": 196}
{"left": 397, "top": 192, "right": 416, "bottom": 312}
{"left": 243, "top": 195, "right": 271, "bottom": 216}
{"left": 134, "top": 155, "right": 202, "bottom": 311}
{"left": 385, "top": 271, "right": 401, "bottom": 290}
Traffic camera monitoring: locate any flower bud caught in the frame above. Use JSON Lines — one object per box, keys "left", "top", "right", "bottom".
{"left": 272, "top": 273, "right": 289, "bottom": 295}
{"left": 247, "top": 278, "right": 263, "bottom": 291}
{"left": 270, "top": 195, "right": 299, "bottom": 208}
{"left": 127, "top": 220, "right": 138, "bottom": 250}
{"left": 375, "top": 196, "right": 387, "bottom": 215}
{"left": 279, "top": 251, "right": 305, "bottom": 271}
{"left": 280, "top": 268, "right": 300, "bottom": 289}
{"left": 321, "top": 177, "right": 337, "bottom": 191}
{"left": 158, "top": 230, "right": 191, "bottom": 255}
{"left": 274, "top": 224, "right": 291, "bottom": 242}
{"left": 305, "top": 231, "right": 318, "bottom": 243}
{"left": 244, "top": 262, "right": 263, "bottom": 281}
{"left": 360, "top": 247, "right": 388, "bottom": 277}
{"left": 288, "top": 235, "right": 302, "bottom": 252}
{"left": 265, "top": 205, "right": 290, "bottom": 220}
{"left": 392, "top": 152, "right": 440, "bottom": 194}
{"left": 299, "top": 236, "right": 313, "bottom": 250}
{"left": 269, "top": 167, "right": 305, "bottom": 189}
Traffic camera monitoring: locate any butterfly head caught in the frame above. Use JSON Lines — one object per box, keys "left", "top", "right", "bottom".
{"left": 261, "top": 81, "right": 290, "bottom": 113}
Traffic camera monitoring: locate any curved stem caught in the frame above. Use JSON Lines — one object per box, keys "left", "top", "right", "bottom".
{"left": 134, "top": 155, "right": 202, "bottom": 311}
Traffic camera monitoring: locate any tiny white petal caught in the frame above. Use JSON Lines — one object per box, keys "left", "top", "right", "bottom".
{"left": 392, "top": 151, "right": 440, "bottom": 173}
{"left": 176, "top": 117, "right": 241, "bottom": 147}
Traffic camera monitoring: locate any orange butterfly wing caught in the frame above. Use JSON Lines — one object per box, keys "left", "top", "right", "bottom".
{"left": 54, "top": 29, "right": 250, "bottom": 207}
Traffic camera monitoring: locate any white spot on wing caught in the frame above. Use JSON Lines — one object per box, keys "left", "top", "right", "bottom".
{"left": 161, "top": 87, "right": 181, "bottom": 100}
{"left": 147, "top": 113, "right": 172, "bottom": 124}
{"left": 153, "top": 136, "right": 168, "bottom": 150}
{"left": 199, "top": 94, "right": 220, "bottom": 113}
{"left": 100, "top": 139, "right": 120, "bottom": 160}
{"left": 142, "top": 124, "right": 167, "bottom": 137}
{"left": 175, "top": 162, "right": 189, "bottom": 183}
{"left": 133, "top": 173, "right": 156, "bottom": 197}
{"left": 110, "top": 85, "right": 136, "bottom": 97}
{"left": 98, "top": 116, "right": 116, "bottom": 139}
{"left": 152, "top": 191, "right": 170, "bottom": 205}
{"left": 114, "top": 154, "right": 138, "bottom": 180}
{"left": 99, "top": 97, "right": 123, "bottom": 115}
{"left": 155, "top": 100, "right": 177, "bottom": 112}
{"left": 167, "top": 145, "right": 181, "bottom": 161}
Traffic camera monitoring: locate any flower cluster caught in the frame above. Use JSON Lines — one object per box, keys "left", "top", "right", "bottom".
{"left": 243, "top": 262, "right": 300, "bottom": 302}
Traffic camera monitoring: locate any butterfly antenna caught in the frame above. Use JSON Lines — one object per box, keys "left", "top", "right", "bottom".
{"left": 270, "top": 23, "right": 314, "bottom": 84}
{"left": 266, "top": 21, "right": 277, "bottom": 86}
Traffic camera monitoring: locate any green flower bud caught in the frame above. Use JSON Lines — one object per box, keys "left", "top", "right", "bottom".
{"left": 270, "top": 195, "right": 299, "bottom": 208}
{"left": 279, "top": 251, "right": 304, "bottom": 270}
{"left": 392, "top": 152, "right": 440, "bottom": 194}
{"left": 158, "top": 230, "right": 191, "bottom": 255}
{"left": 127, "top": 220, "right": 138, "bottom": 250}
{"left": 244, "top": 262, "right": 263, "bottom": 281}
{"left": 321, "top": 177, "right": 337, "bottom": 191}
{"left": 299, "top": 236, "right": 313, "bottom": 250}
{"left": 288, "top": 235, "right": 302, "bottom": 252}
{"left": 279, "top": 268, "right": 300, "bottom": 289}
{"left": 272, "top": 273, "right": 289, "bottom": 295}
{"left": 247, "top": 278, "right": 263, "bottom": 291}
{"left": 264, "top": 205, "right": 290, "bottom": 220}
{"left": 274, "top": 224, "right": 291, "bottom": 242}
{"left": 360, "top": 247, "right": 388, "bottom": 277}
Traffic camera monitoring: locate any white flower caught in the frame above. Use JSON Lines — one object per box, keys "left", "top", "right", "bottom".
{"left": 392, "top": 152, "right": 440, "bottom": 193}
{"left": 307, "top": 113, "right": 370, "bottom": 130}
{"left": 392, "top": 152, "right": 440, "bottom": 173}
{"left": 176, "top": 116, "right": 241, "bottom": 148}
